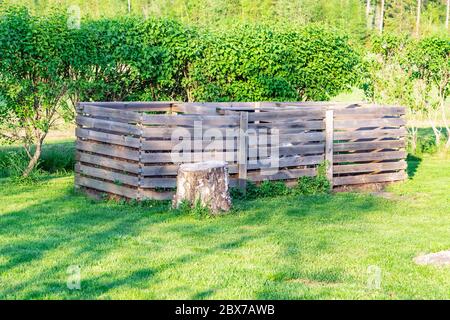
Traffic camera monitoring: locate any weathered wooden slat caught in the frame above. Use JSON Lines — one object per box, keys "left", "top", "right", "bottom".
{"left": 247, "top": 167, "right": 316, "bottom": 182}
{"left": 141, "top": 151, "right": 238, "bottom": 163}
{"left": 333, "top": 106, "right": 405, "bottom": 116}
{"left": 77, "top": 152, "right": 139, "bottom": 174}
{"left": 78, "top": 104, "right": 141, "bottom": 123}
{"left": 278, "top": 132, "right": 326, "bottom": 143}
{"left": 247, "top": 154, "right": 325, "bottom": 170}
{"left": 333, "top": 171, "right": 407, "bottom": 186}
{"left": 334, "top": 128, "right": 407, "bottom": 140}
{"left": 141, "top": 164, "right": 239, "bottom": 176}
{"left": 249, "top": 120, "right": 325, "bottom": 130}
{"left": 142, "top": 126, "right": 237, "bottom": 139}
{"left": 142, "top": 114, "right": 239, "bottom": 126}
{"left": 141, "top": 178, "right": 177, "bottom": 188}
{"left": 250, "top": 144, "right": 324, "bottom": 157}
{"left": 334, "top": 118, "right": 406, "bottom": 128}
{"left": 76, "top": 163, "right": 139, "bottom": 186}
{"left": 142, "top": 139, "right": 238, "bottom": 151}
{"left": 76, "top": 140, "right": 140, "bottom": 161}
{"left": 76, "top": 115, "right": 141, "bottom": 136}
{"left": 334, "top": 140, "right": 406, "bottom": 152}
{"left": 75, "top": 174, "right": 138, "bottom": 199}
{"left": 334, "top": 160, "right": 407, "bottom": 174}
{"left": 248, "top": 110, "right": 325, "bottom": 121}
{"left": 79, "top": 101, "right": 175, "bottom": 111}
{"left": 334, "top": 151, "right": 407, "bottom": 163}
{"left": 76, "top": 128, "right": 140, "bottom": 148}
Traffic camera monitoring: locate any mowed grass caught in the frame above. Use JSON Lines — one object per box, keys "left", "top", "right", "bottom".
{"left": 0, "top": 153, "right": 449, "bottom": 299}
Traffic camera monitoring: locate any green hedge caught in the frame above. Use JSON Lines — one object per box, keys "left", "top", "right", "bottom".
{"left": 0, "top": 6, "right": 361, "bottom": 103}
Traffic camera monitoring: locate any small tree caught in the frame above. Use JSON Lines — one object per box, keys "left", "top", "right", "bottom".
{"left": 407, "top": 36, "right": 450, "bottom": 149}
{"left": 363, "top": 34, "right": 421, "bottom": 152}
{"left": 0, "top": 7, "right": 74, "bottom": 176}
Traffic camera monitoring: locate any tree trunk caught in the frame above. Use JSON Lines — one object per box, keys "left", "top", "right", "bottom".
{"left": 173, "top": 161, "right": 231, "bottom": 214}
{"left": 23, "top": 141, "right": 42, "bottom": 177}
{"left": 446, "top": 0, "right": 449, "bottom": 30}
{"left": 415, "top": 0, "right": 421, "bottom": 36}
{"left": 428, "top": 113, "right": 442, "bottom": 148}
{"left": 379, "top": 0, "right": 385, "bottom": 34}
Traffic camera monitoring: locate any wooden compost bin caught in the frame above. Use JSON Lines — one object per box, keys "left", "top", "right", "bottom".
{"left": 75, "top": 101, "right": 407, "bottom": 200}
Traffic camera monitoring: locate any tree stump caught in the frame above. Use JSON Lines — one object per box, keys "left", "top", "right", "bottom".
{"left": 172, "top": 161, "right": 231, "bottom": 214}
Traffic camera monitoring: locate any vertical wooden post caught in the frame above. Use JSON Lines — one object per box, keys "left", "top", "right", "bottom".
{"left": 238, "top": 112, "right": 249, "bottom": 192}
{"left": 137, "top": 112, "right": 144, "bottom": 200}
{"left": 325, "top": 109, "right": 334, "bottom": 187}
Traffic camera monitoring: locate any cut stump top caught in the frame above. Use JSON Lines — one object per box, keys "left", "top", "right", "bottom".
{"left": 179, "top": 161, "right": 227, "bottom": 172}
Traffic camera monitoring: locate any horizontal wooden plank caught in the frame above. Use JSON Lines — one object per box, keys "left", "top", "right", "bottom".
{"left": 141, "top": 164, "right": 239, "bottom": 176}
{"left": 75, "top": 174, "right": 138, "bottom": 199}
{"left": 79, "top": 101, "right": 175, "bottom": 111}
{"left": 76, "top": 173, "right": 175, "bottom": 200}
{"left": 77, "top": 152, "right": 139, "bottom": 174}
{"left": 142, "top": 126, "right": 238, "bottom": 139}
{"left": 140, "top": 189, "right": 175, "bottom": 200}
{"left": 142, "top": 151, "right": 238, "bottom": 163}
{"left": 333, "top": 140, "right": 405, "bottom": 152}
{"left": 76, "top": 140, "right": 140, "bottom": 161}
{"left": 141, "top": 178, "right": 176, "bottom": 188}
{"left": 247, "top": 167, "right": 317, "bottom": 182}
{"left": 250, "top": 144, "right": 324, "bottom": 157}
{"left": 78, "top": 104, "right": 141, "bottom": 123}
{"left": 249, "top": 120, "right": 325, "bottom": 130}
{"left": 142, "top": 139, "right": 238, "bottom": 151}
{"left": 334, "top": 151, "right": 407, "bottom": 163}
{"left": 333, "top": 160, "right": 407, "bottom": 174}
{"left": 333, "top": 171, "right": 407, "bottom": 186}
{"left": 142, "top": 165, "right": 179, "bottom": 176}
{"left": 248, "top": 110, "right": 325, "bottom": 121}
{"left": 142, "top": 114, "right": 239, "bottom": 126}
{"left": 334, "top": 118, "right": 406, "bottom": 129}
{"left": 76, "top": 115, "right": 141, "bottom": 136}
{"left": 76, "top": 163, "right": 139, "bottom": 186}
{"left": 334, "top": 106, "right": 405, "bottom": 116}
{"left": 279, "top": 132, "right": 326, "bottom": 143}
{"left": 247, "top": 154, "right": 325, "bottom": 170}
{"left": 76, "top": 128, "right": 140, "bottom": 148}
{"left": 334, "top": 128, "right": 407, "bottom": 140}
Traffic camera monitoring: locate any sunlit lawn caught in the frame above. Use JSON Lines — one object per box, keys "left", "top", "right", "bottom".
{"left": 0, "top": 149, "right": 449, "bottom": 299}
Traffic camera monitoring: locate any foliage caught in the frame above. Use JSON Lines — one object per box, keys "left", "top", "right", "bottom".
{"left": 0, "top": 7, "right": 75, "bottom": 176}
{"left": 362, "top": 33, "right": 450, "bottom": 153}
{"left": 231, "top": 164, "right": 330, "bottom": 201}
{"left": 69, "top": 17, "right": 166, "bottom": 103}
{"left": 190, "top": 25, "right": 360, "bottom": 101}
{"left": 0, "top": 150, "right": 43, "bottom": 183}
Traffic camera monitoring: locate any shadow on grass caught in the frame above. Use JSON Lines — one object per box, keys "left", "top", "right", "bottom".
{"left": 0, "top": 174, "right": 398, "bottom": 299}
{"left": 406, "top": 154, "right": 422, "bottom": 178}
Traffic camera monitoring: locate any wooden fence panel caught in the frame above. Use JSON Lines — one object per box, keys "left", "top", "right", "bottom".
{"left": 75, "top": 102, "right": 408, "bottom": 199}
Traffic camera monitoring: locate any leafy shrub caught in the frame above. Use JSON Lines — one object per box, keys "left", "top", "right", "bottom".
{"left": 191, "top": 24, "right": 360, "bottom": 101}
{"left": 294, "top": 176, "right": 330, "bottom": 196}
{"left": 230, "top": 170, "right": 330, "bottom": 201}
{"left": 0, "top": 151, "right": 43, "bottom": 183}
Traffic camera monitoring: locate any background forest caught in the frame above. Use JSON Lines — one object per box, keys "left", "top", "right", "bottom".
{"left": 4, "top": 0, "right": 450, "bottom": 38}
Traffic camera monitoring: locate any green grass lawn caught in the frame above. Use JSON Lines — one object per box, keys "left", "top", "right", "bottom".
{"left": 0, "top": 152, "right": 449, "bottom": 299}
